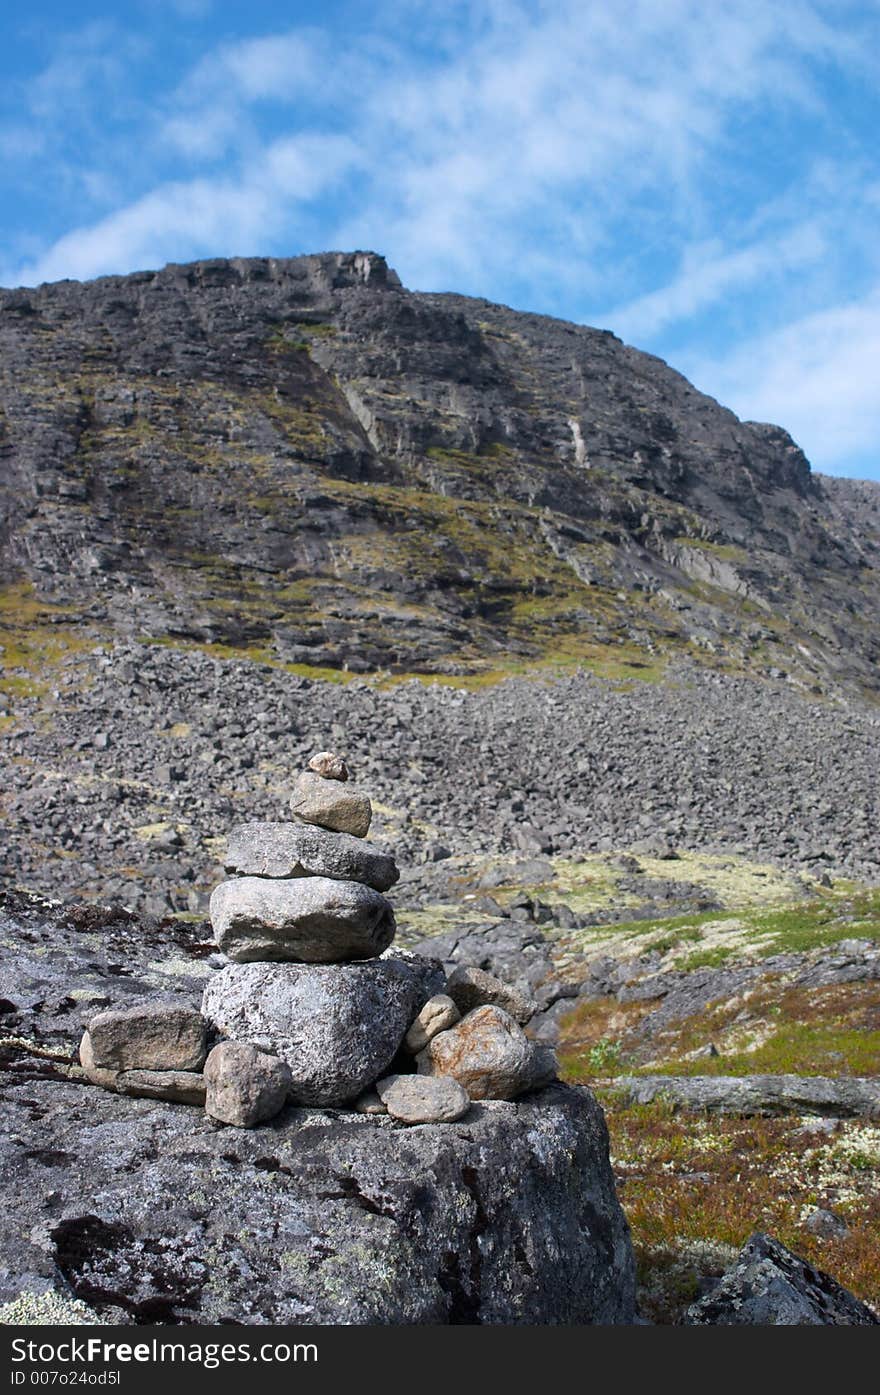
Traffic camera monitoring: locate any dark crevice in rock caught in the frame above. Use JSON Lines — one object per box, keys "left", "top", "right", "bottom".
{"left": 461, "top": 1164, "right": 489, "bottom": 1321}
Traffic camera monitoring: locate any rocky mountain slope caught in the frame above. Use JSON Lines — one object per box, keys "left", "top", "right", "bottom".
{"left": 1, "top": 250, "right": 879, "bottom": 697}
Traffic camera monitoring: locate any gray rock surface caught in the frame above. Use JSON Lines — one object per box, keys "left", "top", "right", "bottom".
{"left": 224, "top": 820, "right": 399, "bottom": 891}
{"left": 417, "top": 1005, "right": 545, "bottom": 1101}
{"left": 204, "top": 1041, "right": 292, "bottom": 1128}
{"left": 86, "top": 1002, "right": 206, "bottom": 1072}
{"left": 446, "top": 965, "right": 537, "bottom": 1024}
{"left": 2, "top": 650, "right": 880, "bottom": 917}
{"left": 202, "top": 953, "right": 445, "bottom": 1105}
{"left": 209, "top": 875, "right": 395, "bottom": 963}
{"left": 290, "top": 772, "right": 372, "bottom": 837}
{"left": 0, "top": 1076, "right": 637, "bottom": 1324}
{"left": 405, "top": 993, "right": 461, "bottom": 1052}
{"left": 617, "top": 1074, "right": 880, "bottom": 1118}
{"left": 377, "top": 1074, "right": 471, "bottom": 1124}
{"left": 685, "top": 1233, "right": 879, "bottom": 1325}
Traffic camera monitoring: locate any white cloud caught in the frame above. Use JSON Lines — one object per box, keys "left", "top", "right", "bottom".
{"left": 7, "top": 133, "right": 361, "bottom": 287}
{"left": 4, "top": 0, "right": 880, "bottom": 478}
{"left": 605, "top": 224, "right": 828, "bottom": 341}
{"left": 17, "top": 0, "right": 878, "bottom": 295}
{"left": 687, "top": 287, "right": 880, "bottom": 471}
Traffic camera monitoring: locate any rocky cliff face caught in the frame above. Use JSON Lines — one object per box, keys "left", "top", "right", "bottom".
{"left": 1, "top": 250, "right": 878, "bottom": 695}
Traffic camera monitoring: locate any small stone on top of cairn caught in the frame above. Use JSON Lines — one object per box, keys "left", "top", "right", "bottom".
{"left": 308, "top": 750, "right": 350, "bottom": 781}
{"left": 290, "top": 753, "right": 371, "bottom": 836}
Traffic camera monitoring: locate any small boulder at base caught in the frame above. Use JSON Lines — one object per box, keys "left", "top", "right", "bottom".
{"left": 405, "top": 993, "right": 461, "bottom": 1053}
{"left": 352, "top": 1090, "right": 387, "bottom": 1115}
{"left": 204, "top": 1041, "right": 292, "bottom": 1128}
{"left": 377, "top": 1073, "right": 470, "bottom": 1124}
{"left": 290, "top": 771, "right": 371, "bottom": 837}
{"left": 417, "top": 1004, "right": 546, "bottom": 1101}
{"left": 224, "top": 821, "right": 398, "bottom": 892}
{"left": 86, "top": 1002, "right": 206, "bottom": 1072}
{"left": 446, "top": 964, "right": 537, "bottom": 1025}
{"left": 685, "top": 1233, "right": 879, "bottom": 1325}
{"left": 210, "top": 876, "right": 395, "bottom": 963}
{"left": 202, "top": 953, "right": 445, "bottom": 1106}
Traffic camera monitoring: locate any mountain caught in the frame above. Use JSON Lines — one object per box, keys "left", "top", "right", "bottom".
{"left": 1, "top": 250, "right": 878, "bottom": 698}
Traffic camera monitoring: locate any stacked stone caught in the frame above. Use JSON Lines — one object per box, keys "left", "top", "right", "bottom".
{"left": 79, "top": 1001, "right": 208, "bottom": 1105}
{"left": 80, "top": 749, "right": 557, "bottom": 1128}
{"left": 200, "top": 749, "right": 455, "bottom": 1125}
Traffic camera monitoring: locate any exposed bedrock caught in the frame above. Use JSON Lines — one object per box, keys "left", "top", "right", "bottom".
{"left": 0, "top": 1077, "right": 636, "bottom": 1325}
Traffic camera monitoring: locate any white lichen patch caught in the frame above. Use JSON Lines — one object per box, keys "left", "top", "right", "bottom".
{"left": 0, "top": 1288, "right": 100, "bottom": 1325}
{"left": 768, "top": 1123, "right": 880, "bottom": 1207}
{"left": 146, "top": 956, "right": 211, "bottom": 980}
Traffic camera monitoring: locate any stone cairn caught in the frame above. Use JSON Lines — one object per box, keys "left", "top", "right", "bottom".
{"left": 80, "top": 751, "right": 557, "bottom": 1127}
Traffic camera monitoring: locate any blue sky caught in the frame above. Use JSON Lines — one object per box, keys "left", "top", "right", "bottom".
{"left": 1, "top": 1, "right": 879, "bottom": 480}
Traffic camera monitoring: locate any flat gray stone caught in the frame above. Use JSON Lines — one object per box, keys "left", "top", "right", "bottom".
{"left": 290, "top": 772, "right": 371, "bottom": 836}
{"left": 404, "top": 993, "right": 460, "bottom": 1053}
{"left": 209, "top": 875, "right": 395, "bottom": 963}
{"left": 116, "top": 1070, "right": 206, "bottom": 1106}
{"left": 377, "top": 1074, "right": 470, "bottom": 1124}
{"left": 224, "top": 821, "right": 398, "bottom": 892}
{"left": 86, "top": 1002, "right": 206, "bottom": 1072}
{"left": 202, "top": 952, "right": 446, "bottom": 1106}
{"left": 616, "top": 1075, "right": 880, "bottom": 1118}
{"left": 204, "top": 1041, "right": 292, "bottom": 1128}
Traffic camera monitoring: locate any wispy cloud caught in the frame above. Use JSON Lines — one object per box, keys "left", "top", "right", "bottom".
{"left": 12, "top": 133, "right": 360, "bottom": 285}
{"left": 687, "top": 286, "right": 880, "bottom": 473}
{"left": 2, "top": 1, "right": 879, "bottom": 475}
{"left": 12, "top": 1, "right": 872, "bottom": 289}
{"left": 604, "top": 224, "right": 828, "bottom": 341}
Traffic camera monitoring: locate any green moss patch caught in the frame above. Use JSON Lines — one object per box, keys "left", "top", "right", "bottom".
{"left": 0, "top": 581, "right": 96, "bottom": 705}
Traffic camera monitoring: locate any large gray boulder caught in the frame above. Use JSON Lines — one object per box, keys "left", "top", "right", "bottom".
{"left": 0, "top": 1076, "right": 637, "bottom": 1324}
{"left": 224, "top": 821, "right": 399, "bottom": 892}
{"left": 209, "top": 875, "right": 395, "bottom": 963}
{"left": 202, "top": 953, "right": 445, "bottom": 1105}
{"left": 685, "top": 1233, "right": 879, "bottom": 1325}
